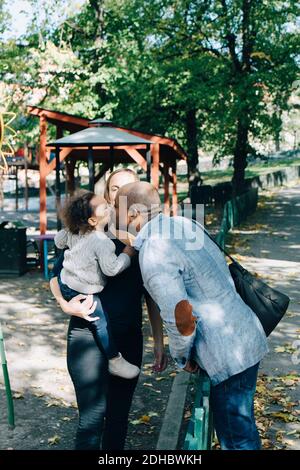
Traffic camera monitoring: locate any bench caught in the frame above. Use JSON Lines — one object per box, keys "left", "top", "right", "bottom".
{"left": 28, "top": 233, "right": 55, "bottom": 280}
{"left": 0, "top": 323, "right": 14, "bottom": 428}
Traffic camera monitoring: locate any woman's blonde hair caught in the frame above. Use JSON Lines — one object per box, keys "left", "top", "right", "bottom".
{"left": 104, "top": 168, "right": 140, "bottom": 202}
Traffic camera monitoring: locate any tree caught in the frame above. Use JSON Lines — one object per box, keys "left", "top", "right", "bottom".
{"left": 71, "top": 0, "right": 298, "bottom": 193}
{"left": 0, "top": 0, "right": 299, "bottom": 194}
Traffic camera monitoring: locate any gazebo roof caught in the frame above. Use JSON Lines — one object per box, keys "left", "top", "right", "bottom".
{"left": 90, "top": 118, "right": 113, "bottom": 125}
{"left": 28, "top": 106, "right": 187, "bottom": 160}
{"left": 47, "top": 125, "right": 152, "bottom": 148}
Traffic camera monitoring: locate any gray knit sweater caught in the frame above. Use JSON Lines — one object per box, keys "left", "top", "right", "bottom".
{"left": 54, "top": 229, "right": 131, "bottom": 294}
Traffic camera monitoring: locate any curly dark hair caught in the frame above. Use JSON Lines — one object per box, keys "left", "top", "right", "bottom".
{"left": 60, "top": 190, "right": 96, "bottom": 235}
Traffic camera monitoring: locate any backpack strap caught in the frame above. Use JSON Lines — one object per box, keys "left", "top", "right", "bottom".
{"left": 192, "top": 219, "right": 237, "bottom": 264}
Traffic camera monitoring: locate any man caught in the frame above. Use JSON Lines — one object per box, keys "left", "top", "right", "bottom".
{"left": 114, "top": 181, "right": 269, "bottom": 450}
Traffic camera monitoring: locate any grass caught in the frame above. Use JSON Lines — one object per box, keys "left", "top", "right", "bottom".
{"left": 176, "top": 157, "right": 300, "bottom": 186}
{"left": 169, "top": 157, "right": 300, "bottom": 202}
{"left": 204, "top": 157, "right": 300, "bottom": 185}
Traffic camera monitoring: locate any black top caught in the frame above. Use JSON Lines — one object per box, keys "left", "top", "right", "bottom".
{"left": 51, "top": 237, "right": 144, "bottom": 332}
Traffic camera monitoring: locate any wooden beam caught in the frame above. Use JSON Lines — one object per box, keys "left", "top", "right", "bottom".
{"left": 39, "top": 114, "right": 47, "bottom": 235}
{"left": 124, "top": 148, "right": 147, "bottom": 171}
{"left": 46, "top": 144, "right": 149, "bottom": 151}
{"left": 28, "top": 106, "right": 89, "bottom": 128}
{"left": 163, "top": 161, "right": 170, "bottom": 215}
{"left": 151, "top": 143, "right": 159, "bottom": 189}
{"left": 45, "top": 147, "right": 73, "bottom": 176}
{"left": 55, "top": 146, "right": 62, "bottom": 231}
{"left": 115, "top": 125, "right": 187, "bottom": 161}
{"left": 171, "top": 160, "right": 178, "bottom": 216}
{"left": 146, "top": 144, "right": 151, "bottom": 182}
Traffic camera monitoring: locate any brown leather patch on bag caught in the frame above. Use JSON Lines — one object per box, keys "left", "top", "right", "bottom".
{"left": 175, "top": 300, "right": 196, "bottom": 336}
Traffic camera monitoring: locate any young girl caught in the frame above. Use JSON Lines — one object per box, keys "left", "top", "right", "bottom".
{"left": 54, "top": 190, "right": 140, "bottom": 379}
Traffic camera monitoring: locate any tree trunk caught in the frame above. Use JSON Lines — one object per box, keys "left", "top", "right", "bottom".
{"left": 231, "top": 1, "right": 255, "bottom": 195}
{"left": 89, "top": 0, "right": 105, "bottom": 39}
{"left": 274, "top": 111, "right": 282, "bottom": 152}
{"left": 186, "top": 108, "right": 202, "bottom": 189}
{"left": 89, "top": 0, "right": 107, "bottom": 105}
{"left": 232, "top": 116, "right": 249, "bottom": 195}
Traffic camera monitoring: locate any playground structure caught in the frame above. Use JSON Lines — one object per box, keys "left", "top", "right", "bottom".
{"left": 2, "top": 153, "right": 30, "bottom": 211}
{"left": 0, "top": 110, "right": 16, "bottom": 172}
{"left": 0, "top": 110, "right": 39, "bottom": 211}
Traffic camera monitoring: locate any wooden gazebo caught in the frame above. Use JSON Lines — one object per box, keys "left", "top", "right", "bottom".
{"left": 28, "top": 106, "right": 187, "bottom": 234}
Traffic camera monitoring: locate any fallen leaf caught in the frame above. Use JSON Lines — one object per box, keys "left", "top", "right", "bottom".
{"left": 140, "top": 415, "right": 151, "bottom": 423}
{"left": 48, "top": 435, "right": 60, "bottom": 446}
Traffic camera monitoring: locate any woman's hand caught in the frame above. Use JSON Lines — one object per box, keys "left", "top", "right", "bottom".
{"left": 152, "top": 343, "right": 168, "bottom": 372}
{"left": 50, "top": 276, "right": 98, "bottom": 322}
{"left": 59, "top": 294, "right": 99, "bottom": 322}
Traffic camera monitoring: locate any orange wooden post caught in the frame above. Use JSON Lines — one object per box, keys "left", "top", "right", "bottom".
{"left": 151, "top": 143, "right": 159, "bottom": 189}
{"left": 171, "top": 160, "right": 178, "bottom": 215}
{"left": 39, "top": 114, "right": 47, "bottom": 235}
{"left": 39, "top": 114, "right": 48, "bottom": 272}
{"left": 163, "top": 161, "right": 170, "bottom": 215}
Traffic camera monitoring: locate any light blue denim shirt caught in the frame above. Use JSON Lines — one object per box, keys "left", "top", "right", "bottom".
{"left": 134, "top": 213, "right": 269, "bottom": 386}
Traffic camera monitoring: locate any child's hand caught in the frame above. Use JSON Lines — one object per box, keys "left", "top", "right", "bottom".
{"left": 123, "top": 245, "right": 137, "bottom": 258}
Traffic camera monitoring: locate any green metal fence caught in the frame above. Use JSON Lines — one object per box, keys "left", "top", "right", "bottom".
{"left": 0, "top": 322, "right": 15, "bottom": 428}
{"left": 183, "top": 370, "right": 213, "bottom": 450}
{"left": 216, "top": 187, "right": 258, "bottom": 249}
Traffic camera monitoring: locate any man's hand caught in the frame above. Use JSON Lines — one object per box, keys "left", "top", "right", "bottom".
{"left": 152, "top": 343, "right": 168, "bottom": 372}
{"left": 59, "top": 294, "right": 99, "bottom": 322}
{"left": 183, "top": 359, "right": 199, "bottom": 374}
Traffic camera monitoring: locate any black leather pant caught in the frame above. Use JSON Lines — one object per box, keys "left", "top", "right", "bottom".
{"left": 67, "top": 316, "right": 143, "bottom": 450}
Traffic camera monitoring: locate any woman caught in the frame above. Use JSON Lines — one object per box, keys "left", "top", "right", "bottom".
{"left": 50, "top": 168, "right": 167, "bottom": 450}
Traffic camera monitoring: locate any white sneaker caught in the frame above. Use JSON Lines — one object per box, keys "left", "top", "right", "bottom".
{"left": 108, "top": 353, "right": 140, "bottom": 379}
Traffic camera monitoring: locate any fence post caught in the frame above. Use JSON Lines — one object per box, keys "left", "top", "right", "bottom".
{"left": 0, "top": 323, "right": 15, "bottom": 428}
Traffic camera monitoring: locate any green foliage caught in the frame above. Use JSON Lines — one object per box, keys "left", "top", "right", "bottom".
{"left": 0, "top": 0, "right": 299, "bottom": 186}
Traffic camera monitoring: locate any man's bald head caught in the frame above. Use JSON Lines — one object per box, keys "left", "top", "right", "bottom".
{"left": 115, "top": 181, "right": 161, "bottom": 233}
{"left": 116, "top": 181, "right": 161, "bottom": 214}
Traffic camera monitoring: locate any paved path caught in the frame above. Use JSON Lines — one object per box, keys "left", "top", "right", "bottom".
{"left": 0, "top": 272, "right": 177, "bottom": 450}
{"left": 228, "top": 183, "right": 300, "bottom": 449}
